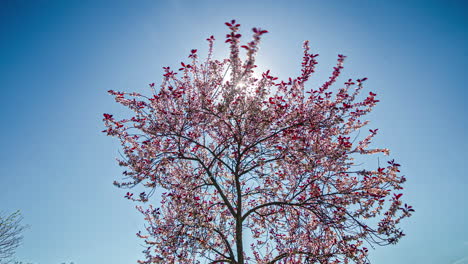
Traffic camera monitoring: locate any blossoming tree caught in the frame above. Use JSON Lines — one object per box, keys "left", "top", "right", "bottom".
{"left": 103, "top": 20, "right": 413, "bottom": 264}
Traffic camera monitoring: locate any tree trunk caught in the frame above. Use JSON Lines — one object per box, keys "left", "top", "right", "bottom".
{"left": 236, "top": 218, "right": 244, "bottom": 264}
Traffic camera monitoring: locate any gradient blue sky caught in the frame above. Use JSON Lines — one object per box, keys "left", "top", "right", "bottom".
{"left": 0, "top": 0, "right": 466, "bottom": 263}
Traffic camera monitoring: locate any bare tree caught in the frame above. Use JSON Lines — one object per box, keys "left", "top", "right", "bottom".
{"left": 0, "top": 211, "right": 27, "bottom": 264}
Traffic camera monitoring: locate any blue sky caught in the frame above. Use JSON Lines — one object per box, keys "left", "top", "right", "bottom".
{"left": 0, "top": 0, "right": 466, "bottom": 263}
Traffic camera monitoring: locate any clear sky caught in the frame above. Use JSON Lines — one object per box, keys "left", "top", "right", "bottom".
{"left": 0, "top": 0, "right": 466, "bottom": 263}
